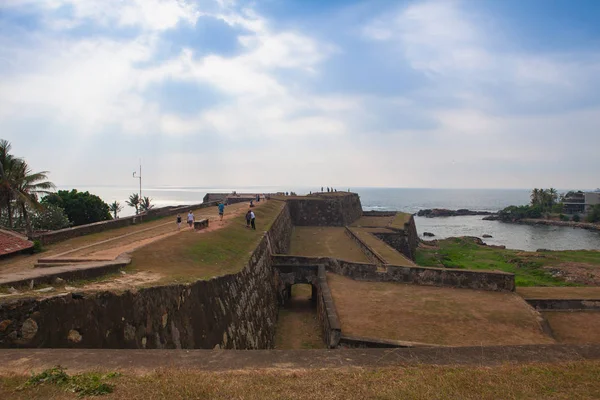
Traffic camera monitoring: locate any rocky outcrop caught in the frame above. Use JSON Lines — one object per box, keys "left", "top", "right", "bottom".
{"left": 417, "top": 209, "right": 494, "bottom": 218}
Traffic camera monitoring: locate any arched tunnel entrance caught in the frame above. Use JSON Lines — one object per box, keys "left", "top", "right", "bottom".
{"left": 273, "top": 264, "right": 325, "bottom": 349}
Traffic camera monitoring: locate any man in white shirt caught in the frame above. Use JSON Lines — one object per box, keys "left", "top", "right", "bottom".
{"left": 250, "top": 210, "right": 256, "bottom": 230}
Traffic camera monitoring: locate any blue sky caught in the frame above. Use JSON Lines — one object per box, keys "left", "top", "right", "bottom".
{"left": 1, "top": 0, "right": 599, "bottom": 189}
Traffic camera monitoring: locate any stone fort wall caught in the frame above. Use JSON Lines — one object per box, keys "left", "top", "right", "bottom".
{"left": 284, "top": 193, "right": 363, "bottom": 226}
{"left": 0, "top": 203, "right": 293, "bottom": 349}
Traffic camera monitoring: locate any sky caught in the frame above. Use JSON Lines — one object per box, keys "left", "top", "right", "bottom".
{"left": 1, "top": 0, "right": 599, "bottom": 190}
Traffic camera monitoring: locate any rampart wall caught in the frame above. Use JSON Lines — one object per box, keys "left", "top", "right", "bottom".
{"left": 271, "top": 255, "right": 515, "bottom": 292}
{"left": 0, "top": 204, "right": 293, "bottom": 349}
{"left": 285, "top": 193, "right": 362, "bottom": 226}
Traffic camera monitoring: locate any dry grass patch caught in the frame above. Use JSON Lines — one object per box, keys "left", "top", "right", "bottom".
{"left": 289, "top": 227, "right": 370, "bottom": 263}
{"left": 518, "top": 287, "right": 600, "bottom": 299}
{"left": 544, "top": 311, "right": 600, "bottom": 343}
{"left": 328, "top": 273, "right": 554, "bottom": 346}
{"left": 3, "top": 362, "right": 600, "bottom": 399}
{"left": 128, "top": 200, "right": 284, "bottom": 283}
{"left": 350, "top": 215, "right": 395, "bottom": 228}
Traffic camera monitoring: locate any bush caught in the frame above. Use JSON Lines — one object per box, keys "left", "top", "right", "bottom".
{"left": 42, "top": 189, "right": 111, "bottom": 226}
{"left": 572, "top": 214, "right": 580, "bottom": 222}
{"left": 32, "top": 240, "right": 43, "bottom": 253}
{"left": 586, "top": 204, "right": 600, "bottom": 223}
{"left": 31, "top": 203, "right": 71, "bottom": 231}
{"left": 559, "top": 214, "right": 569, "bottom": 221}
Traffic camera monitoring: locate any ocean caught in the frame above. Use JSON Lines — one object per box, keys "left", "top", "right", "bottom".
{"left": 60, "top": 186, "right": 600, "bottom": 252}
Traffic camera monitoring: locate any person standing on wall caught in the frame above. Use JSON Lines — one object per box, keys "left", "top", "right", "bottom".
{"left": 187, "top": 210, "right": 194, "bottom": 229}
{"left": 250, "top": 210, "right": 256, "bottom": 230}
{"left": 218, "top": 202, "right": 225, "bottom": 222}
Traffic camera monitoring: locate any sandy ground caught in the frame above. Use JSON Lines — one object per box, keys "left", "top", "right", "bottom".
{"left": 328, "top": 273, "right": 554, "bottom": 346}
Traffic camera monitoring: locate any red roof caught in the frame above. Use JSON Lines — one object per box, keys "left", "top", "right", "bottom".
{"left": 0, "top": 229, "right": 33, "bottom": 257}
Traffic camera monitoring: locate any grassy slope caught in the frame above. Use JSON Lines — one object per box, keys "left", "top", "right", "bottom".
{"left": 3, "top": 362, "right": 600, "bottom": 399}
{"left": 416, "top": 237, "right": 600, "bottom": 286}
{"left": 289, "top": 227, "right": 370, "bottom": 263}
{"left": 129, "top": 200, "right": 284, "bottom": 283}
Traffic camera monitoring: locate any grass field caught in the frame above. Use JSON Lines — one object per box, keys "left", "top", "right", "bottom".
{"left": 416, "top": 237, "right": 600, "bottom": 286}
{"left": 289, "top": 227, "right": 370, "bottom": 263}
{"left": 543, "top": 311, "right": 600, "bottom": 344}
{"left": 3, "top": 362, "right": 600, "bottom": 399}
{"left": 327, "top": 273, "right": 553, "bottom": 346}
{"left": 128, "top": 200, "right": 284, "bottom": 283}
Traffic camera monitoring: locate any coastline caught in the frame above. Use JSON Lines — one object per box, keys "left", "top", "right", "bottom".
{"left": 512, "top": 218, "right": 600, "bottom": 232}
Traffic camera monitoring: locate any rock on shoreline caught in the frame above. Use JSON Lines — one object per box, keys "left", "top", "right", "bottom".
{"left": 417, "top": 209, "right": 495, "bottom": 218}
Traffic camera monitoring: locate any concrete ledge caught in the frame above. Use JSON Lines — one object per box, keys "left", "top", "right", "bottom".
{"left": 526, "top": 299, "right": 600, "bottom": 310}
{"left": 344, "top": 227, "right": 387, "bottom": 265}
{"left": 1, "top": 344, "right": 600, "bottom": 373}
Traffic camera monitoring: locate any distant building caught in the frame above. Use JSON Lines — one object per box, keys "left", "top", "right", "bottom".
{"left": 563, "top": 191, "right": 600, "bottom": 214}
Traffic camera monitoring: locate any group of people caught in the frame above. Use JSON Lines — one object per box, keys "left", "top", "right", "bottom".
{"left": 175, "top": 200, "right": 256, "bottom": 231}
{"left": 176, "top": 210, "right": 196, "bottom": 230}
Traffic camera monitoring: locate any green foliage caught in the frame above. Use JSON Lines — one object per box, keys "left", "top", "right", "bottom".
{"left": 559, "top": 214, "right": 569, "bottom": 221}
{"left": 20, "top": 366, "right": 117, "bottom": 397}
{"left": 529, "top": 188, "right": 559, "bottom": 213}
{"left": 586, "top": 204, "right": 600, "bottom": 223}
{"left": 42, "top": 189, "right": 111, "bottom": 226}
{"left": 551, "top": 202, "right": 564, "bottom": 213}
{"left": 108, "top": 201, "right": 123, "bottom": 219}
{"left": 32, "top": 239, "right": 43, "bottom": 253}
{"left": 497, "top": 205, "right": 542, "bottom": 222}
{"left": 31, "top": 203, "right": 70, "bottom": 231}
{"left": 572, "top": 214, "right": 581, "bottom": 222}
{"left": 139, "top": 196, "right": 153, "bottom": 213}
{"left": 415, "top": 237, "right": 593, "bottom": 287}
{"left": 126, "top": 193, "right": 140, "bottom": 215}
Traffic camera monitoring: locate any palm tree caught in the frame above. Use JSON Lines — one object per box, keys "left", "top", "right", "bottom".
{"left": 126, "top": 193, "right": 140, "bottom": 215}
{"left": 140, "top": 196, "right": 153, "bottom": 213}
{"left": 12, "top": 159, "right": 55, "bottom": 237}
{"left": 109, "top": 201, "right": 123, "bottom": 219}
{"left": 0, "top": 139, "right": 20, "bottom": 228}
{"left": 530, "top": 188, "right": 541, "bottom": 207}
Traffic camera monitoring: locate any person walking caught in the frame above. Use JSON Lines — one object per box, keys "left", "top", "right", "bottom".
{"left": 187, "top": 210, "right": 194, "bottom": 228}
{"left": 245, "top": 209, "right": 252, "bottom": 228}
{"left": 250, "top": 210, "right": 256, "bottom": 230}
{"left": 176, "top": 214, "right": 182, "bottom": 230}
{"left": 218, "top": 202, "right": 225, "bottom": 221}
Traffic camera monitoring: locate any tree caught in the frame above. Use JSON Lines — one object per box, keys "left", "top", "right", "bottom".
{"left": 0, "top": 140, "right": 55, "bottom": 236}
{"left": 0, "top": 139, "right": 20, "bottom": 228}
{"left": 139, "top": 196, "right": 153, "bottom": 213}
{"left": 12, "top": 160, "right": 55, "bottom": 237}
{"left": 126, "top": 193, "right": 140, "bottom": 215}
{"left": 109, "top": 201, "right": 123, "bottom": 219}
{"left": 30, "top": 203, "right": 70, "bottom": 231}
{"left": 42, "top": 190, "right": 111, "bottom": 226}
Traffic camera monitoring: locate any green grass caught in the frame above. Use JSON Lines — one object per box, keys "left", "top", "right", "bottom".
{"left": 415, "top": 237, "right": 600, "bottom": 287}
{"left": 130, "top": 201, "right": 285, "bottom": 283}
{"left": 17, "top": 366, "right": 119, "bottom": 397}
